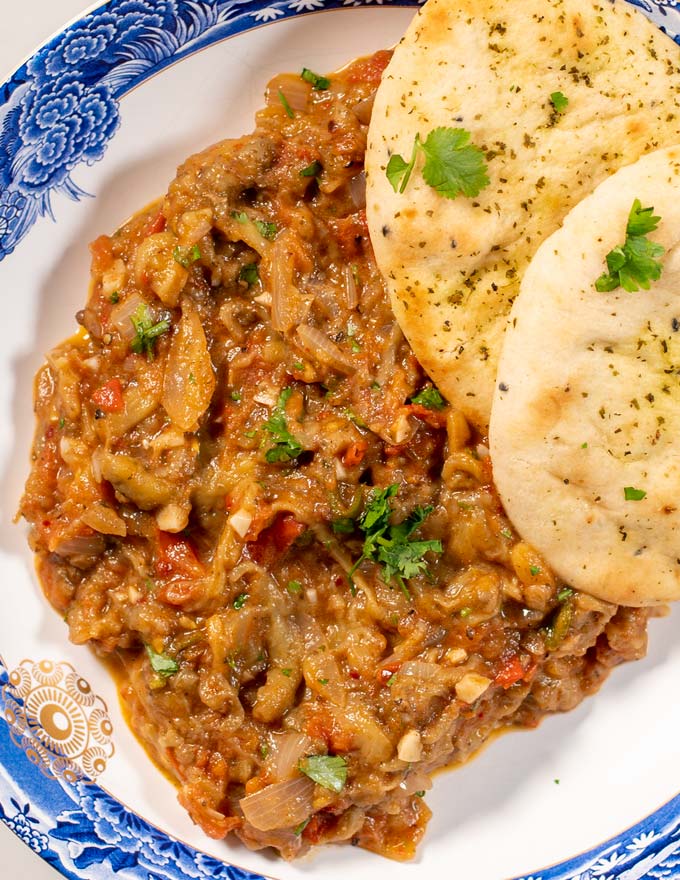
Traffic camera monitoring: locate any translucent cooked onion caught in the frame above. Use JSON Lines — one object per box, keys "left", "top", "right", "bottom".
{"left": 81, "top": 502, "right": 127, "bottom": 537}
{"left": 269, "top": 236, "right": 307, "bottom": 333}
{"left": 268, "top": 74, "right": 312, "bottom": 112}
{"left": 51, "top": 534, "right": 106, "bottom": 559}
{"left": 296, "top": 324, "right": 356, "bottom": 374}
{"left": 239, "top": 776, "right": 314, "bottom": 831}
{"left": 271, "top": 732, "right": 313, "bottom": 782}
{"left": 108, "top": 291, "right": 146, "bottom": 341}
{"left": 162, "top": 300, "right": 216, "bottom": 431}
{"left": 399, "top": 770, "right": 432, "bottom": 796}
{"left": 349, "top": 171, "right": 366, "bottom": 209}
{"left": 352, "top": 93, "right": 375, "bottom": 124}
{"left": 342, "top": 264, "right": 359, "bottom": 310}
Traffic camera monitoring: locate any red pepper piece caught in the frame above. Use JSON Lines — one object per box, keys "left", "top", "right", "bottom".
{"left": 91, "top": 379, "right": 124, "bottom": 413}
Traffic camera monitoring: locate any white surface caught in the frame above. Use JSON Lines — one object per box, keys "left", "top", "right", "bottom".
{"left": 0, "top": 7, "right": 98, "bottom": 879}
{"left": 0, "top": 2, "right": 679, "bottom": 880}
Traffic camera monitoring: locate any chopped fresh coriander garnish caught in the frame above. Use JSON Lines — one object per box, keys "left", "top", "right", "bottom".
{"left": 58, "top": 417, "right": 65, "bottom": 429}
{"left": 109, "top": 291, "right": 120, "bottom": 304}
{"left": 233, "top": 592, "right": 248, "bottom": 610}
{"left": 350, "top": 339, "right": 361, "bottom": 353}
{"left": 292, "top": 361, "right": 304, "bottom": 370}
{"left": 624, "top": 486, "right": 647, "bottom": 501}
{"left": 255, "top": 219, "right": 277, "bottom": 240}
{"left": 332, "top": 517, "right": 355, "bottom": 535}
{"left": 188, "top": 372, "right": 196, "bottom": 385}
{"left": 554, "top": 778, "right": 560, "bottom": 785}
{"left": 172, "top": 244, "right": 201, "bottom": 268}
{"left": 414, "top": 790, "right": 426, "bottom": 798}
{"left": 595, "top": 199, "right": 664, "bottom": 292}
{"left": 386, "top": 127, "right": 490, "bottom": 200}
{"left": 301, "top": 67, "right": 330, "bottom": 90}
{"left": 231, "top": 390, "right": 242, "bottom": 402}
{"left": 239, "top": 263, "right": 259, "bottom": 286}
{"left": 459, "top": 607, "right": 472, "bottom": 618}
{"left": 581, "top": 442, "right": 588, "bottom": 449}
{"left": 231, "top": 210, "right": 249, "bottom": 223}
{"left": 281, "top": 668, "right": 292, "bottom": 677}
{"left": 317, "top": 678, "right": 329, "bottom": 685}
{"left": 348, "top": 484, "right": 443, "bottom": 599}
{"left": 500, "top": 527, "right": 513, "bottom": 539}
{"left": 278, "top": 88, "right": 295, "bottom": 119}
{"left": 287, "top": 580, "right": 303, "bottom": 594}
{"left": 549, "top": 91, "right": 569, "bottom": 113}
{"left": 385, "top": 673, "right": 397, "bottom": 687}
{"left": 557, "top": 587, "right": 573, "bottom": 602}
{"left": 300, "top": 160, "right": 322, "bottom": 178}
{"left": 410, "top": 386, "right": 445, "bottom": 410}
{"left": 145, "top": 644, "right": 178, "bottom": 678}
{"left": 370, "top": 382, "right": 381, "bottom": 391}
{"left": 264, "top": 387, "right": 304, "bottom": 463}
{"left": 293, "top": 817, "right": 310, "bottom": 836}
{"left": 529, "top": 565, "right": 542, "bottom": 576}
{"left": 130, "top": 304, "right": 170, "bottom": 360}
{"left": 299, "top": 755, "right": 348, "bottom": 792}
{"left": 260, "top": 742, "right": 269, "bottom": 759}
{"left": 344, "top": 408, "right": 368, "bottom": 429}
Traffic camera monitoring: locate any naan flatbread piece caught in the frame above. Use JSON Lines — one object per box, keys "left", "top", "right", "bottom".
{"left": 490, "top": 146, "right": 680, "bottom": 606}
{"left": 366, "top": 0, "right": 680, "bottom": 429}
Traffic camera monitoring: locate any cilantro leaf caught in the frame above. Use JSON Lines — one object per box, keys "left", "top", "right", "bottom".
{"left": 145, "top": 644, "right": 178, "bottom": 678}
{"left": 300, "top": 160, "right": 322, "bottom": 178}
{"left": 595, "top": 199, "right": 665, "bottom": 293}
{"left": 348, "top": 484, "right": 442, "bottom": 598}
{"left": 263, "top": 387, "right": 304, "bottom": 463}
{"left": 626, "top": 200, "right": 661, "bottom": 237}
{"left": 386, "top": 151, "right": 417, "bottom": 194}
{"left": 299, "top": 755, "right": 347, "bottom": 792}
{"left": 386, "top": 128, "right": 489, "bottom": 200}
{"left": 130, "top": 304, "right": 170, "bottom": 360}
{"left": 172, "top": 244, "right": 201, "bottom": 268}
{"left": 233, "top": 592, "right": 249, "bottom": 610}
{"left": 278, "top": 89, "right": 295, "bottom": 119}
{"left": 549, "top": 91, "right": 569, "bottom": 113}
{"left": 239, "top": 263, "right": 259, "bottom": 286}
{"left": 420, "top": 128, "right": 490, "bottom": 199}
{"left": 410, "top": 386, "right": 445, "bottom": 410}
{"left": 624, "top": 486, "right": 646, "bottom": 501}
{"left": 301, "top": 68, "right": 330, "bottom": 90}
{"left": 254, "top": 219, "right": 278, "bottom": 240}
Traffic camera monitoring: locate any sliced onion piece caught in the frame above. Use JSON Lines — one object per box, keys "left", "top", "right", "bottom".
{"left": 271, "top": 732, "right": 313, "bottom": 782}
{"left": 81, "top": 502, "right": 127, "bottom": 537}
{"left": 239, "top": 776, "right": 314, "bottom": 831}
{"left": 342, "top": 264, "right": 359, "bottom": 310}
{"left": 162, "top": 300, "right": 216, "bottom": 431}
{"left": 267, "top": 73, "right": 312, "bottom": 112}
{"left": 296, "top": 324, "right": 356, "bottom": 374}
{"left": 108, "top": 291, "right": 147, "bottom": 341}
{"left": 349, "top": 171, "right": 366, "bottom": 209}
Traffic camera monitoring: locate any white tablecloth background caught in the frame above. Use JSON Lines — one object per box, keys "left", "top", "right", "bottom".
{"left": 1, "top": 2, "right": 93, "bottom": 876}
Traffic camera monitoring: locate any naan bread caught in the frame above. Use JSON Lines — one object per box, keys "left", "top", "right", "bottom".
{"left": 366, "top": 0, "right": 680, "bottom": 429}
{"left": 490, "top": 146, "right": 680, "bottom": 606}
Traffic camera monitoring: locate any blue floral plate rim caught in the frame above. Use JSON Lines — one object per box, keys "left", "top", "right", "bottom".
{"left": 2, "top": 1, "right": 680, "bottom": 878}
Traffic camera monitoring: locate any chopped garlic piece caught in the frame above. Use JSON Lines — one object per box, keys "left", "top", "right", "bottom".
{"left": 455, "top": 673, "right": 492, "bottom": 704}
{"left": 229, "top": 508, "right": 253, "bottom": 538}
{"left": 397, "top": 729, "right": 423, "bottom": 763}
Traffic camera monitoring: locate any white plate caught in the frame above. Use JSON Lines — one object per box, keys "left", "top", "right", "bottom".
{"left": 1, "top": 2, "right": 680, "bottom": 879}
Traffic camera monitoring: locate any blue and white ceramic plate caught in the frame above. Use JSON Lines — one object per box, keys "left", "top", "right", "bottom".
{"left": 1, "top": 2, "right": 680, "bottom": 878}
